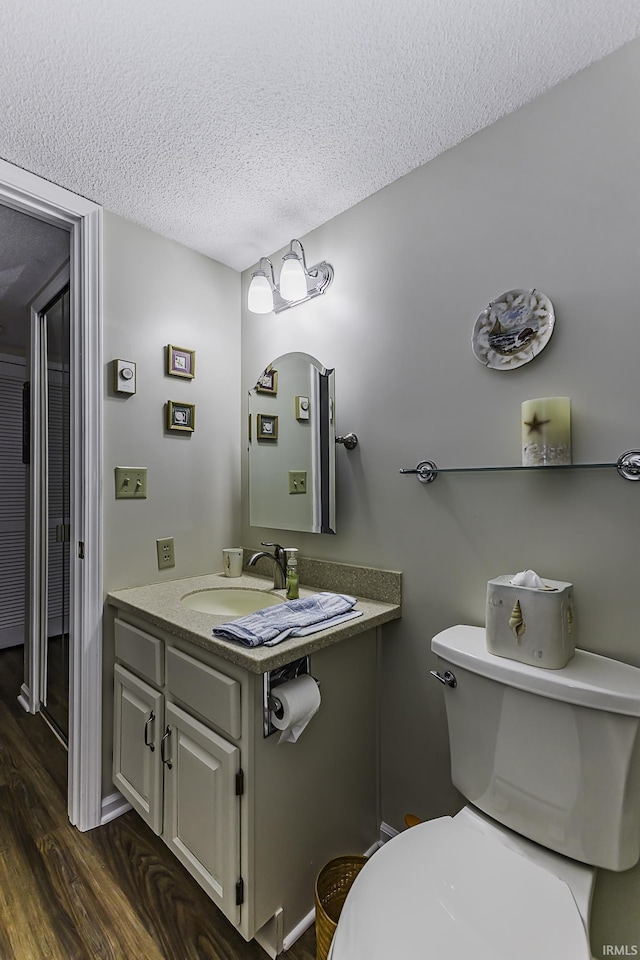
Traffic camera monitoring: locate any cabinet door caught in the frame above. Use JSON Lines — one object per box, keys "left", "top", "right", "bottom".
{"left": 163, "top": 701, "right": 241, "bottom": 924}
{"left": 113, "top": 664, "right": 164, "bottom": 835}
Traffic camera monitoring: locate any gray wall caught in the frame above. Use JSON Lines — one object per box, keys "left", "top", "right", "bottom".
{"left": 240, "top": 40, "right": 640, "bottom": 958}
{"left": 102, "top": 211, "right": 241, "bottom": 792}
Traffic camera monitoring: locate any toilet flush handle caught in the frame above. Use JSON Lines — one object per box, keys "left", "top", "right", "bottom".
{"left": 430, "top": 669, "right": 457, "bottom": 688}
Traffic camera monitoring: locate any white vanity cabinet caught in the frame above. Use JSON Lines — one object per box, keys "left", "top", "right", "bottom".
{"left": 113, "top": 618, "right": 243, "bottom": 925}
{"left": 111, "top": 609, "right": 380, "bottom": 957}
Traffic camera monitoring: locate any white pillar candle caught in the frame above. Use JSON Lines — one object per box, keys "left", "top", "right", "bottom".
{"left": 522, "top": 397, "right": 571, "bottom": 466}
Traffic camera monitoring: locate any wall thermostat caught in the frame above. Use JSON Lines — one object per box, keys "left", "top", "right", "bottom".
{"left": 112, "top": 359, "right": 137, "bottom": 395}
{"left": 295, "top": 395, "right": 310, "bottom": 421}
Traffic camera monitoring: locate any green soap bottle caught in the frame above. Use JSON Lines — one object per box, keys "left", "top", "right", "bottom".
{"left": 285, "top": 548, "right": 299, "bottom": 600}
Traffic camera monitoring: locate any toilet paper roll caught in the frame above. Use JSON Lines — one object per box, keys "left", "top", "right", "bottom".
{"left": 271, "top": 674, "right": 321, "bottom": 744}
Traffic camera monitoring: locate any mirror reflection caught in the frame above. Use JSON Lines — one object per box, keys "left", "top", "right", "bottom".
{"left": 248, "top": 352, "right": 336, "bottom": 534}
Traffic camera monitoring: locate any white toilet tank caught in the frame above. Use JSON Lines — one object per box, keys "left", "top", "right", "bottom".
{"left": 432, "top": 625, "right": 640, "bottom": 871}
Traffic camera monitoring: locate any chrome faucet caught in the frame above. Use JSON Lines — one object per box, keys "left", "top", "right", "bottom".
{"left": 248, "top": 541, "right": 288, "bottom": 589}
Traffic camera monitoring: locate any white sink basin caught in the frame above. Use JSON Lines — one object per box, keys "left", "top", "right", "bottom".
{"left": 180, "top": 587, "right": 285, "bottom": 616}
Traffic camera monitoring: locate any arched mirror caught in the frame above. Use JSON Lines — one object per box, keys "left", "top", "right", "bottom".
{"left": 248, "top": 352, "right": 336, "bottom": 534}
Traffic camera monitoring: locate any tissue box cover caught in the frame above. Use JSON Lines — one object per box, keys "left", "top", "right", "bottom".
{"left": 486, "top": 575, "right": 576, "bottom": 670}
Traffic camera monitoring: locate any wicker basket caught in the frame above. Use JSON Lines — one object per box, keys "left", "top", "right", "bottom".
{"left": 314, "top": 855, "right": 367, "bottom": 960}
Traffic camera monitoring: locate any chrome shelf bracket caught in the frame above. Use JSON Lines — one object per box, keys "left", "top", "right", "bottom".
{"left": 616, "top": 450, "right": 640, "bottom": 480}
{"left": 399, "top": 460, "right": 438, "bottom": 483}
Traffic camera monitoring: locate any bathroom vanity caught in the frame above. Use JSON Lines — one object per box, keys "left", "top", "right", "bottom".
{"left": 107, "top": 569, "right": 400, "bottom": 957}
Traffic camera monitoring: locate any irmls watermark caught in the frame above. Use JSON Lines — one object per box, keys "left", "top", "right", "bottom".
{"left": 602, "top": 947, "right": 639, "bottom": 957}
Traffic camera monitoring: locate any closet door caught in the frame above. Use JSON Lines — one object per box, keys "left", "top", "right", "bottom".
{"left": 0, "top": 357, "right": 27, "bottom": 649}
{"left": 41, "top": 284, "right": 70, "bottom": 739}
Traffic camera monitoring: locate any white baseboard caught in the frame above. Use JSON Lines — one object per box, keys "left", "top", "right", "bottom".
{"left": 364, "top": 838, "right": 382, "bottom": 857}
{"left": 18, "top": 684, "right": 30, "bottom": 713}
{"left": 100, "top": 791, "right": 131, "bottom": 825}
{"left": 380, "top": 821, "right": 399, "bottom": 844}
{"left": 254, "top": 907, "right": 284, "bottom": 958}
{"left": 261, "top": 836, "right": 380, "bottom": 955}
{"left": 282, "top": 907, "right": 315, "bottom": 952}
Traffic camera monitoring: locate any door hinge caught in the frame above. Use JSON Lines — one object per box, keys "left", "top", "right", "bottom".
{"left": 235, "top": 768, "right": 244, "bottom": 796}
{"left": 235, "top": 877, "right": 244, "bottom": 905}
{"left": 78, "top": 540, "right": 85, "bottom": 559}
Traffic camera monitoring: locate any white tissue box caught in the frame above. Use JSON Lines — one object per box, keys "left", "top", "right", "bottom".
{"left": 486, "top": 574, "right": 576, "bottom": 670}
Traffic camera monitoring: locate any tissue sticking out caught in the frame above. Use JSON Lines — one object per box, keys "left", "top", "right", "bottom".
{"left": 509, "top": 569, "right": 557, "bottom": 591}
{"left": 509, "top": 599, "right": 526, "bottom": 641}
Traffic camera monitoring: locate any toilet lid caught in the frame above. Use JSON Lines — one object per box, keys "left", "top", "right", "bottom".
{"left": 329, "top": 817, "right": 591, "bottom": 960}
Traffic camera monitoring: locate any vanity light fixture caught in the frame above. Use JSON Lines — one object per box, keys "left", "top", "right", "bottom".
{"left": 247, "top": 239, "right": 334, "bottom": 314}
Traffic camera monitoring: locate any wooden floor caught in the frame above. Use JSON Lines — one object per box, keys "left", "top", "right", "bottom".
{"left": 43, "top": 633, "right": 69, "bottom": 741}
{"left": 0, "top": 646, "right": 316, "bottom": 960}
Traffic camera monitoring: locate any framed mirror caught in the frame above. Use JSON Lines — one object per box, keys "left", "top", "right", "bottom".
{"left": 248, "top": 352, "right": 336, "bottom": 534}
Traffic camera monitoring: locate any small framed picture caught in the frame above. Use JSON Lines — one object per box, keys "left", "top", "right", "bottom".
{"left": 257, "top": 414, "right": 278, "bottom": 440}
{"left": 167, "top": 400, "right": 195, "bottom": 432}
{"left": 255, "top": 368, "right": 278, "bottom": 395}
{"left": 167, "top": 344, "right": 196, "bottom": 379}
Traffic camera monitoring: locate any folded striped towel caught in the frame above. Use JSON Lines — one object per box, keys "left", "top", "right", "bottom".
{"left": 213, "top": 592, "right": 362, "bottom": 647}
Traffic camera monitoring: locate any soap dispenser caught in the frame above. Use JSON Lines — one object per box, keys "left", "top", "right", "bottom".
{"left": 284, "top": 548, "right": 299, "bottom": 600}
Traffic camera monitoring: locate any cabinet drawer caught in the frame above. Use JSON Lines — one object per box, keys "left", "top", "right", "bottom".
{"left": 166, "top": 646, "right": 241, "bottom": 740}
{"left": 114, "top": 618, "right": 164, "bottom": 686}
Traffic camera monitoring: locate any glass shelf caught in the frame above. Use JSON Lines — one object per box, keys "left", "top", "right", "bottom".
{"left": 399, "top": 452, "right": 640, "bottom": 483}
{"left": 433, "top": 462, "right": 615, "bottom": 474}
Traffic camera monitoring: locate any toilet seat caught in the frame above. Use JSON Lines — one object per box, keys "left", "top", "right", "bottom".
{"left": 328, "top": 816, "right": 591, "bottom": 960}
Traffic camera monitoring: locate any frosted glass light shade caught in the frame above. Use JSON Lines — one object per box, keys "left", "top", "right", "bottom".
{"left": 279, "top": 254, "right": 308, "bottom": 302}
{"left": 248, "top": 271, "right": 274, "bottom": 314}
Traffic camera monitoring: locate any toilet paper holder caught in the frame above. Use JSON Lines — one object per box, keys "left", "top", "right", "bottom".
{"left": 263, "top": 655, "right": 320, "bottom": 737}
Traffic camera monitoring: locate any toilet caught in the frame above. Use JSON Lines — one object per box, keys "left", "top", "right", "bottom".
{"left": 328, "top": 624, "right": 640, "bottom": 960}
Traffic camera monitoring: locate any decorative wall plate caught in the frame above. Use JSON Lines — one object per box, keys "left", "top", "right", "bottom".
{"left": 472, "top": 288, "right": 555, "bottom": 370}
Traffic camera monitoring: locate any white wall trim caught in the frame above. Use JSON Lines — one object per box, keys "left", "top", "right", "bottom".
{"left": 0, "top": 158, "right": 104, "bottom": 833}
{"left": 282, "top": 907, "right": 316, "bottom": 953}
{"left": 278, "top": 838, "right": 379, "bottom": 953}
{"left": 100, "top": 791, "right": 132, "bottom": 825}
{"left": 18, "top": 684, "right": 30, "bottom": 713}
{"left": 363, "top": 838, "right": 382, "bottom": 857}
{"left": 380, "top": 821, "right": 399, "bottom": 844}
{"left": 68, "top": 205, "right": 104, "bottom": 832}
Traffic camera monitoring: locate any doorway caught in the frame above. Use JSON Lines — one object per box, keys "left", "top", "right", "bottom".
{"left": 0, "top": 158, "right": 103, "bottom": 831}
{"left": 0, "top": 205, "right": 70, "bottom": 748}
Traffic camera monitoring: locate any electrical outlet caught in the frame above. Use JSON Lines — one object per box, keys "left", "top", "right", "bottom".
{"left": 156, "top": 537, "right": 175, "bottom": 569}
{"left": 289, "top": 470, "right": 307, "bottom": 494}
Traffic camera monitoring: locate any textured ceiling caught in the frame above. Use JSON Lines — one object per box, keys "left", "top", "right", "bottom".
{"left": 1, "top": 0, "right": 639, "bottom": 271}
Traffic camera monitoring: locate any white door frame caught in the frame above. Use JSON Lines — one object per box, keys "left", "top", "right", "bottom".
{"left": 0, "top": 158, "right": 103, "bottom": 832}
{"left": 26, "top": 263, "right": 70, "bottom": 717}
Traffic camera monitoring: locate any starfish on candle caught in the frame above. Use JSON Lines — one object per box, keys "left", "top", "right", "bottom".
{"left": 524, "top": 412, "right": 551, "bottom": 435}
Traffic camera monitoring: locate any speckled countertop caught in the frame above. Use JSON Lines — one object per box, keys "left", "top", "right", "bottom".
{"left": 107, "top": 564, "right": 402, "bottom": 674}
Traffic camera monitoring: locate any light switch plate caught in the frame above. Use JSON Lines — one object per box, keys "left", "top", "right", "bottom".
{"left": 115, "top": 466, "right": 147, "bottom": 499}
{"left": 112, "top": 359, "right": 136, "bottom": 395}
{"left": 289, "top": 470, "right": 307, "bottom": 494}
